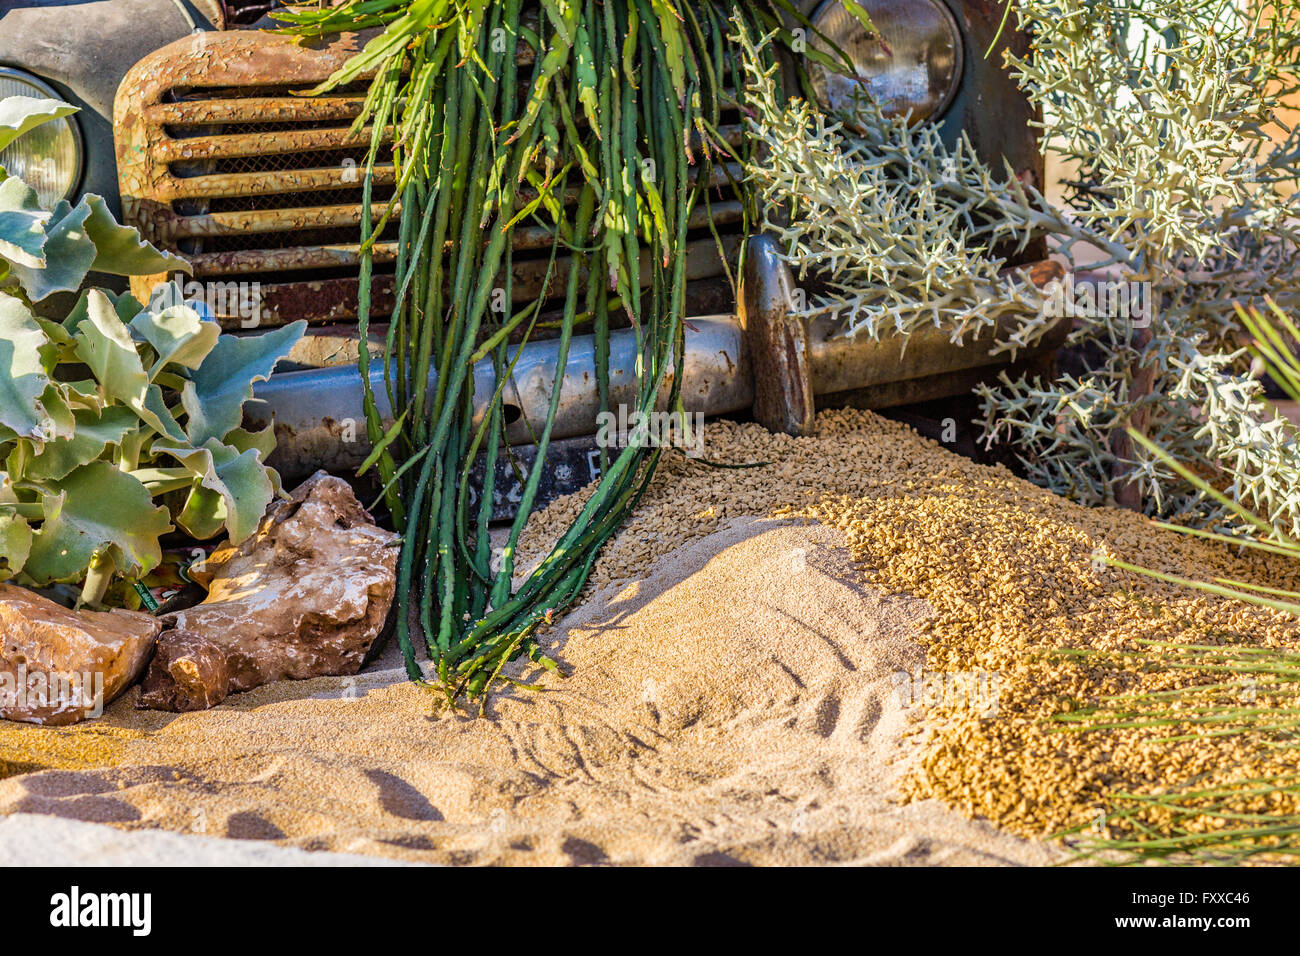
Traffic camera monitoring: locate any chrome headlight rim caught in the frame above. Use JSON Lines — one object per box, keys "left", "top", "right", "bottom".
{"left": 808, "top": 0, "right": 966, "bottom": 126}
{"left": 0, "top": 66, "right": 85, "bottom": 208}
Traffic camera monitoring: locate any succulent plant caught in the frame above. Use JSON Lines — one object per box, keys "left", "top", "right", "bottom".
{"left": 0, "top": 96, "right": 304, "bottom": 604}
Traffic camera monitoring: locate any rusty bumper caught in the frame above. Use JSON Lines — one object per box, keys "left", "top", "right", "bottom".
{"left": 252, "top": 237, "right": 1067, "bottom": 484}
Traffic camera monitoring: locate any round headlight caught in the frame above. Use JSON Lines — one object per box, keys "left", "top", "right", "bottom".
{"left": 0, "top": 68, "right": 83, "bottom": 210}
{"left": 809, "top": 0, "right": 964, "bottom": 125}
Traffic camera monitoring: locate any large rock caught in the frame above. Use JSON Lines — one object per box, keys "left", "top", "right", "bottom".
{"left": 138, "top": 472, "right": 400, "bottom": 712}
{"left": 0, "top": 584, "right": 160, "bottom": 725}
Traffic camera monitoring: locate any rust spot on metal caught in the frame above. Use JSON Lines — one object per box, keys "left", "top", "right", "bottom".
{"left": 1021, "top": 257, "right": 1065, "bottom": 289}
{"left": 188, "top": 242, "right": 400, "bottom": 278}
{"left": 114, "top": 30, "right": 391, "bottom": 327}
{"left": 258, "top": 275, "right": 396, "bottom": 328}
{"left": 739, "top": 235, "right": 815, "bottom": 437}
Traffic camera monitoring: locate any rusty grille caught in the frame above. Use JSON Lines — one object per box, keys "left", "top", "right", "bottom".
{"left": 116, "top": 30, "right": 746, "bottom": 333}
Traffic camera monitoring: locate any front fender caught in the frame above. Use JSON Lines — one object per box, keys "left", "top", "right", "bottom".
{"left": 0, "top": 0, "right": 224, "bottom": 216}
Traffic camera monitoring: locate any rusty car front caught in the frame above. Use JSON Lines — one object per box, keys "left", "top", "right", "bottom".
{"left": 1, "top": 0, "right": 1060, "bottom": 503}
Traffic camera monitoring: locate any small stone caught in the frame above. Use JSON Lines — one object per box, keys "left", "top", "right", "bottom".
{"left": 137, "top": 472, "right": 400, "bottom": 712}
{"left": 140, "top": 631, "right": 229, "bottom": 712}
{"left": 0, "top": 583, "right": 160, "bottom": 725}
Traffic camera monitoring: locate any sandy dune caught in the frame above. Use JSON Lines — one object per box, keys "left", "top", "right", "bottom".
{"left": 0, "top": 518, "right": 1059, "bottom": 866}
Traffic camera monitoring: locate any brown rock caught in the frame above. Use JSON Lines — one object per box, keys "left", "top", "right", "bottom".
{"left": 0, "top": 584, "right": 160, "bottom": 725}
{"left": 138, "top": 472, "right": 400, "bottom": 712}
{"left": 141, "top": 631, "right": 230, "bottom": 712}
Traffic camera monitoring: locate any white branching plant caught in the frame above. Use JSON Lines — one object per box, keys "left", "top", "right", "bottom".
{"left": 740, "top": 0, "right": 1300, "bottom": 533}
{"left": 985, "top": 0, "right": 1300, "bottom": 518}
{"left": 1158, "top": 303, "right": 1300, "bottom": 542}
{"left": 737, "top": 24, "right": 1079, "bottom": 356}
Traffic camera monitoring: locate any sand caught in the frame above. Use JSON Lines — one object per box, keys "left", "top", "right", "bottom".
{"left": 0, "top": 813, "right": 420, "bottom": 866}
{"left": 0, "top": 516, "right": 1060, "bottom": 866}
{"left": 1, "top": 407, "right": 1292, "bottom": 863}
{"left": 518, "top": 413, "right": 1300, "bottom": 847}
